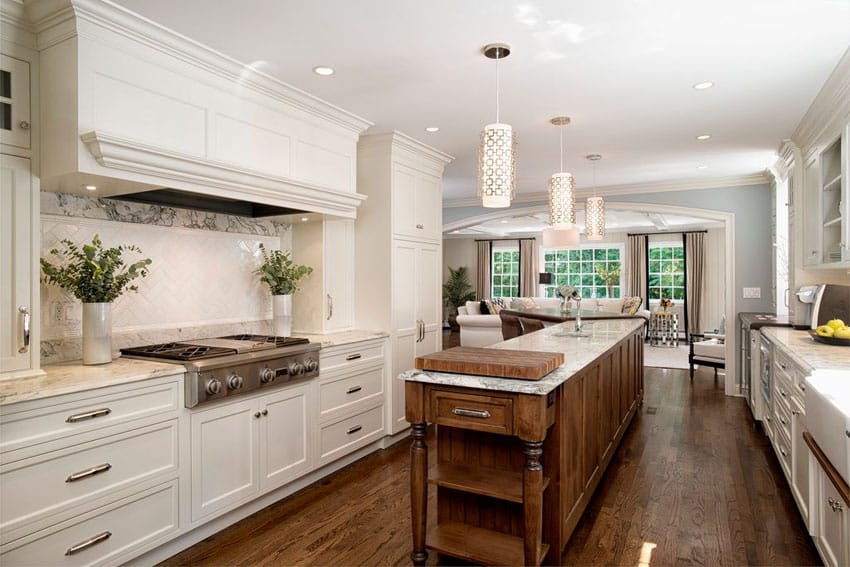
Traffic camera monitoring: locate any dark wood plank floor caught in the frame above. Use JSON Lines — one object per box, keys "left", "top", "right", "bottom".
{"left": 161, "top": 365, "right": 819, "bottom": 567}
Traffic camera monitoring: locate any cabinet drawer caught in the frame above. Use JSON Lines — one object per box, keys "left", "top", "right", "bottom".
{"left": 1, "top": 420, "right": 178, "bottom": 541}
{"left": 319, "top": 405, "right": 384, "bottom": 464}
{"left": 320, "top": 342, "right": 384, "bottom": 372}
{"left": 773, "top": 400, "right": 792, "bottom": 443}
{"left": 319, "top": 367, "right": 383, "bottom": 418}
{"left": 0, "top": 481, "right": 178, "bottom": 566}
{"left": 0, "top": 377, "right": 180, "bottom": 456}
{"left": 430, "top": 390, "right": 513, "bottom": 435}
{"left": 773, "top": 428, "right": 792, "bottom": 479}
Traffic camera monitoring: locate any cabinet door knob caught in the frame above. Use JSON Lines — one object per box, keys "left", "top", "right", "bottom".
{"left": 254, "top": 412, "right": 261, "bottom": 419}
{"left": 19, "top": 120, "right": 29, "bottom": 130}
{"left": 416, "top": 223, "right": 424, "bottom": 229}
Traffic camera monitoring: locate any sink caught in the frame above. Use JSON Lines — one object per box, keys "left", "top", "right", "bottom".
{"left": 805, "top": 370, "right": 850, "bottom": 484}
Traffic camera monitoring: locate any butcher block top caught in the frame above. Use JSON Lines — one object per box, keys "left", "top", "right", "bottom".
{"left": 415, "top": 347, "right": 564, "bottom": 381}
{"left": 401, "top": 319, "right": 644, "bottom": 396}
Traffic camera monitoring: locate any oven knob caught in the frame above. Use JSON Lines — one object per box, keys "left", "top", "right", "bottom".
{"left": 288, "top": 361, "right": 304, "bottom": 376}
{"left": 205, "top": 378, "right": 222, "bottom": 395}
{"left": 305, "top": 359, "right": 318, "bottom": 373}
{"left": 260, "top": 368, "right": 276, "bottom": 384}
{"left": 226, "top": 374, "right": 243, "bottom": 390}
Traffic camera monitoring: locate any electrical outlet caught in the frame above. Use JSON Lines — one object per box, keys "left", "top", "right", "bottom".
{"left": 743, "top": 287, "right": 761, "bottom": 299}
{"left": 50, "top": 302, "right": 65, "bottom": 324}
{"left": 64, "top": 302, "right": 80, "bottom": 323}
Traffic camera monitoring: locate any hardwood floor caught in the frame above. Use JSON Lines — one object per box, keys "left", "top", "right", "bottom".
{"left": 161, "top": 367, "right": 819, "bottom": 566}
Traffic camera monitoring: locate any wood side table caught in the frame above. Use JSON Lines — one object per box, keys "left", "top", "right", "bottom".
{"left": 649, "top": 312, "right": 679, "bottom": 347}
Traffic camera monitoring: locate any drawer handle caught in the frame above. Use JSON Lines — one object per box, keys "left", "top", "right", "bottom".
{"left": 66, "top": 463, "right": 112, "bottom": 483}
{"left": 828, "top": 497, "right": 844, "bottom": 513}
{"left": 347, "top": 425, "right": 362, "bottom": 435}
{"left": 65, "top": 531, "right": 111, "bottom": 556}
{"left": 765, "top": 415, "right": 771, "bottom": 422}
{"left": 801, "top": 383, "right": 806, "bottom": 391}
{"left": 452, "top": 407, "right": 491, "bottom": 419}
{"left": 346, "top": 353, "right": 362, "bottom": 361}
{"left": 792, "top": 410, "right": 800, "bottom": 416}
{"left": 780, "top": 447, "right": 787, "bottom": 457}
{"left": 779, "top": 388, "right": 787, "bottom": 398}
{"left": 346, "top": 386, "right": 362, "bottom": 394}
{"left": 779, "top": 362, "right": 787, "bottom": 370}
{"left": 779, "top": 416, "right": 786, "bottom": 425}
{"left": 66, "top": 408, "right": 112, "bottom": 423}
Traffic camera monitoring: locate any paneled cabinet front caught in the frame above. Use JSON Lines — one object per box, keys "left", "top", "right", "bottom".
{"left": 0, "top": 54, "right": 31, "bottom": 150}
{"left": 391, "top": 162, "right": 441, "bottom": 242}
{"left": 190, "top": 382, "right": 312, "bottom": 522}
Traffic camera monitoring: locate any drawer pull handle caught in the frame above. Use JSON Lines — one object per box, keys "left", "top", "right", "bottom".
{"left": 780, "top": 447, "right": 787, "bottom": 457}
{"left": 66, "top": 463, "right": 112, "bottom": 483}
{"left": 346, "top": 353, "right": 362, "bottom": 361}
{"left": 346, "top": 386, "right": 362, "bottom": 394}
{"left": 452, "top": 407, "right": 491, "bottom": 419}
{"left": 347, "top": 425, "right": 362, "bottom": 435}
{"left": 801, "top": 383, "right": 806, "bottom": 391}
{"left": 779, "top": 362, "right": 787, "bottom": 370}
{"left": 792, "top": 410, "right": 800, "bottom": 416}
{"left": 779, "top": 416, "right": 786, "bottom": 425}
{"left": 65, "top": 531, "right": 111, "bottom": 556}
{"left": 779, "top": 389, "right": 787, "bottom": 397}
{"left": 66, "top": 408, "right": 112, "bottom": 423}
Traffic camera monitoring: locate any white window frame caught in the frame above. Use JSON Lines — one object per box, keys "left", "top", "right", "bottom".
{"left": 540, "top": 243, "right": 624, "bottom": 299}
{"left": 647, "top": 240, "right": 685, "bottom": 304}
{"left": 491, "top": 242, "right": 519, "bottom": 298}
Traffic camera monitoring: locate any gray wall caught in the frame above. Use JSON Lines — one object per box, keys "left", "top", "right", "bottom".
{"left": 444, "top": 183, "right": 775, "bottom": 314}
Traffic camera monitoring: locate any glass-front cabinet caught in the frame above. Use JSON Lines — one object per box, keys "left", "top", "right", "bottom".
{"left": 0, "top": 54, "right": 30, "bottom": 150}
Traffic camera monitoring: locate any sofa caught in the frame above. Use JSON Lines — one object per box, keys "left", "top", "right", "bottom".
{"left": 456, "top": 297, "right": 650, "bottom": 347}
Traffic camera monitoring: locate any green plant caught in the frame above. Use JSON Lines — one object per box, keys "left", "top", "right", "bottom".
{"left": 442, "top": 266, "right": 476, "bottom": 314}
{"left": 255, "top": 243, "right": 313, "bottom": 295}
{"left": 594, "top": 264, "right": 621, "bottom": 285}
{"left": 40, "top": 235, "right": 152, "bottom": 303}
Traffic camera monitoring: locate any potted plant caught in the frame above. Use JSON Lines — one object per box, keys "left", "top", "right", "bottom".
{"left": 442, "top": 266, "right": 476, "bottom": 332}
{"left": 255, "top": 243, "right": 313, "bottom": 337}
{"left": 40, "top": 235, "right": 152, "bottom": 365}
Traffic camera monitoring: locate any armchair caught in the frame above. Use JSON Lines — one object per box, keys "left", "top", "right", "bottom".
{"left": 688, "top": 332, "right": 726, "bottom": 382}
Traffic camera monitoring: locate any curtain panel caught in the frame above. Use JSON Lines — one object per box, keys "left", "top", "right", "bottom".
{"left": 476, "top": 240, "right": 492, "bottom": 300}
{"left": 684, "top": 232, "right": 706, "bottom": 334}
{"left": 625, "top": 235, "right": 648, "bottom": 301}
{"left": 519, "top": 239, "right": 538, "bottom": 298}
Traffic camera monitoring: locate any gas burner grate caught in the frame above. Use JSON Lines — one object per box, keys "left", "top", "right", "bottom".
{"left": 219, "top": 334, "right": 310, "bottom": 348}
{"left": 120, "top": 343, "right": 237, "bottom": 361}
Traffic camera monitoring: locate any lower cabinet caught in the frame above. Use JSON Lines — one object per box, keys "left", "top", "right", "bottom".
{"left": 790, "top": 396, "right": 810, "bottom": 526}
{"left": 190, "top": 382, "right": 311, "bottom": 522}
{"left": 810, "top": 454, "right": 849, "bottom": 567}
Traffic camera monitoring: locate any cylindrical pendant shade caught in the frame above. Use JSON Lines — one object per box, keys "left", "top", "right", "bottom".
{"left": 585, "top": 196, "right": 605, "bottom": 241}
{"left": 478, "top": 123, "right": 516, "bottom": 208}
{"left": 542, "top": 225, "right": 580, "bottom": 249}
{"left": 548, "top": 172, "right": 576, "bottom": 226}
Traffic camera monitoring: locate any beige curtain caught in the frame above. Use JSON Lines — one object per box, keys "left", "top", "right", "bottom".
{"left": 625, "top": 235, "right": 647, "bottom": 300}
{"left": 476, "top": 240, "right": 491, "bottom": 300}
{"left": 685, "top": 232, "right": 706, "bottom": 334}
{"left": 519, "top": 239, "right": 538, "bottom": 297}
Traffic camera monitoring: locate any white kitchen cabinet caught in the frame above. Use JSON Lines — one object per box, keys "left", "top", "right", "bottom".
{"left": 356, "top": 132, "right": 452, "bottom": 435}
{"left": 292, "top": 218, "right": 354, "bottom": 333}
{"left": 810, "top": 452, "right": 849, "bottom": 567}
{"left": 790, "top": 396, "right": 810, "bottom": 527}
{"left": 0, "top": 154, "right": 39, "bottom": 379}
{"left": 189, "top": 381, "right": 312, "bottom": 522}
{"left": 802, "top": 153, "right": 822, "bottom": 266}
{"left": 0, "top": 54, "right": 30, "bottom": 150}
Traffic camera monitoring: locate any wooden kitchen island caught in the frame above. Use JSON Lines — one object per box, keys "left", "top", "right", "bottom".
{"left": 402, "top": 319, "right": 644, "bottom": 566}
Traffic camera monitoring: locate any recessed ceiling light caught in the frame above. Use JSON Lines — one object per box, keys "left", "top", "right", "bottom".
{"left": 693, "top": 81, "right": 714, "bottom": 90}
{"left": 312, "top": 66, "right": 334, "bottom": 76}
{"left": 425, "top": 127, "right": 440, "bottom": 133}
{"left": 300, "top": 217, "right": 309, "bottom": 222}
{"left": 697, "top": 165, "right": 708, "bottom": 170}
{"left": 84, "top": 185, "right": 97, "bottom": 191}
{"left": 696, "top": 134, "right": 711, "bottom": 141}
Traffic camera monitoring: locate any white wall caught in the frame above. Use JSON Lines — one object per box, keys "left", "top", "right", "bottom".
{"left": 442, "top": 237, "right": 478, "bottom": 290}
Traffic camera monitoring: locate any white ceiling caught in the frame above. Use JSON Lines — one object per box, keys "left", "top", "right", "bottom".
{"left": 111, "top": 0, "right": 850, "bottom": 201}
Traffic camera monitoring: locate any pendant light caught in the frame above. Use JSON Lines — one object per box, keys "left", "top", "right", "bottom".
{"left": 585, "top": 154, "right": 605, "bottom": 241}
{"left": 478, "top": 43, "right": 516, "bottom": 208}
{"left": 542, "top": 116, "right": 579, "bottom": 248}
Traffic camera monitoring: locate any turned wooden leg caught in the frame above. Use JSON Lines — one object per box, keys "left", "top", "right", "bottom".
{"left": 410, "top": 422, "right": 428, "bottom": 566}
{"left": 523, "top": 440, "right": 544, "bottom": 567}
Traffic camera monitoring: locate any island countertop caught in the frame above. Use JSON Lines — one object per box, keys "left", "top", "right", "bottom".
{"left": 401, "top": 318, "right": 644, "bottom": 396}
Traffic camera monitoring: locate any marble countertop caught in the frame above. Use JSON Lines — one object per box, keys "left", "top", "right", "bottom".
{"left": 761, "top": 327, "right": 850, "bottom": 373}
{"left": 401, "top": 319, "right": 644, "bottom": 396}
{"left": 0, "top": 358, "right": 184, "bottom": 406}
{"left": 293, "top": 329, "right": 389, "bottom": 348}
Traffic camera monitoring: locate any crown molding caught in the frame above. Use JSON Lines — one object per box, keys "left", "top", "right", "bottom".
{"left": 442, "top": 173, "right": 768, "bottom": 209}
{"left": 1, "top": 0, "right": 37, "bottom": 48}
{"left": 27, "top": 0, "right": 373, "bottom": 135}
{"left": 792, "top": 46, "right": 850, "bottom": 151}
{"left": 359, "top": 130, "right": 454, "bottom": 168}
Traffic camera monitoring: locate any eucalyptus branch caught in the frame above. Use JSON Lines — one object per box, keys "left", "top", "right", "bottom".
{"left": 254, "top": 243, "right": 313, "bottom": 295}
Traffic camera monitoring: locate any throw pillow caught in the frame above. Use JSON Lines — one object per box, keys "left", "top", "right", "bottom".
{"left": 512, "top": 297, "right": 537, "bottom": 309}
{"left": 465, "top": 300, "right": 481, "bottom": 315}
{"left": 484, "top": 299, "right": 502, "bottom": 314}
{"left": 480, "top": 300, "right": 491, "bottom": 315}
{"left": 621, "top": 296, "right": 643, "bottom": 315}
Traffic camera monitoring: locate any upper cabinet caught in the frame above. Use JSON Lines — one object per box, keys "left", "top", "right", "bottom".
{"left": 30, "top": 0, "right": 372, "bottom": 217}
{"left": 0, "top": 54, "right": 30, "bottom": 150}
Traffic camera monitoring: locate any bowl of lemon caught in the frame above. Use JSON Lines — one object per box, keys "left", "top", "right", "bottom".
{"left": 810, "top": 319, "right": 850, "bottom": 346}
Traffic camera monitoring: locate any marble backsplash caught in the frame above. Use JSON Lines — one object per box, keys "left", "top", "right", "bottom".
{"left": 41, "top": 192, "right": 293, "bottom": 364}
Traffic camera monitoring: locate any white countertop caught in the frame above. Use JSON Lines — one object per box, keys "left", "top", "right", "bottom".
{"left": 762, "top": 327, "right": 850, "bottom": 373}
{"left": 293, "top": 329, "right": 389, "bottom": 348}
{"left": 401, "top": 319, "right": 644, "bottom": 396}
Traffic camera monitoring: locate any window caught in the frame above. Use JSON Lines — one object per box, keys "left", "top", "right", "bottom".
{"left": 491, "top": 246, "right": 519, "bottom": 298}
{"left": 542, "top": 246, "right": 622, "bottom": 299}
{"left": 648, "top": 243, "right": 685, "bottom": 300}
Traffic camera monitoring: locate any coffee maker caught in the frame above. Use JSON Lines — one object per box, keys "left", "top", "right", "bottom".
{"left": 793, "top": 284, "right": 850, "bottom": 329}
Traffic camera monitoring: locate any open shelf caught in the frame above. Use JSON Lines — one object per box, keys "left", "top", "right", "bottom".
{"left": 823, "top": 173, "right": 842, "bottom": 192}
{"left": 823, "top": 216, "right": 843, "bottom": 228}
{"left": 426, "top": 521, "right": 550, "bottom": 566}
{"left": 428, "top": 463, "right": 550, "bottom": 503}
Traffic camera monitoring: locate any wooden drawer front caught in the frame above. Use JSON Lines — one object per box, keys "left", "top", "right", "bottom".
{"left": 319, "top": 366, "right": 383, "bottom": 418}
{"left": 1, "top": 420, "right": 178, "bottom": 540}
{"left": 430, "top": 390, "right": 513, "bottom": 435}
{"left": 0, "top": 378, "right": 180, "bottom": 456}
{"left": 319, "top": 405, "right": 384, "bottom": 465}
{"left": 320, "top": 342, "right": 384, "bottom": 372}
{"left": 0, "top": 481, "right": 178, "bottom": 566}
{"left": 773, "top": 399, "right": 792, "bottom": 443}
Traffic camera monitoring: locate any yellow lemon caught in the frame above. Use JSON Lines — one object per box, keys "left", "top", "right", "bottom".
{"left": 834, "top": 327, "right": 850, "bottom": 340}
{"left": 816, "top": 325, "right": 835, "bottom": 337}
{"left": 827, "top": 319, "right": 846, "bottom": 330}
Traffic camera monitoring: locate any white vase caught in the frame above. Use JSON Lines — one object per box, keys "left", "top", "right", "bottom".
{"left": 82, "top": 302, "right": 112, "bottom": 365}
{"left": 272, "top": 294, "right": 292, "bottom": 337}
